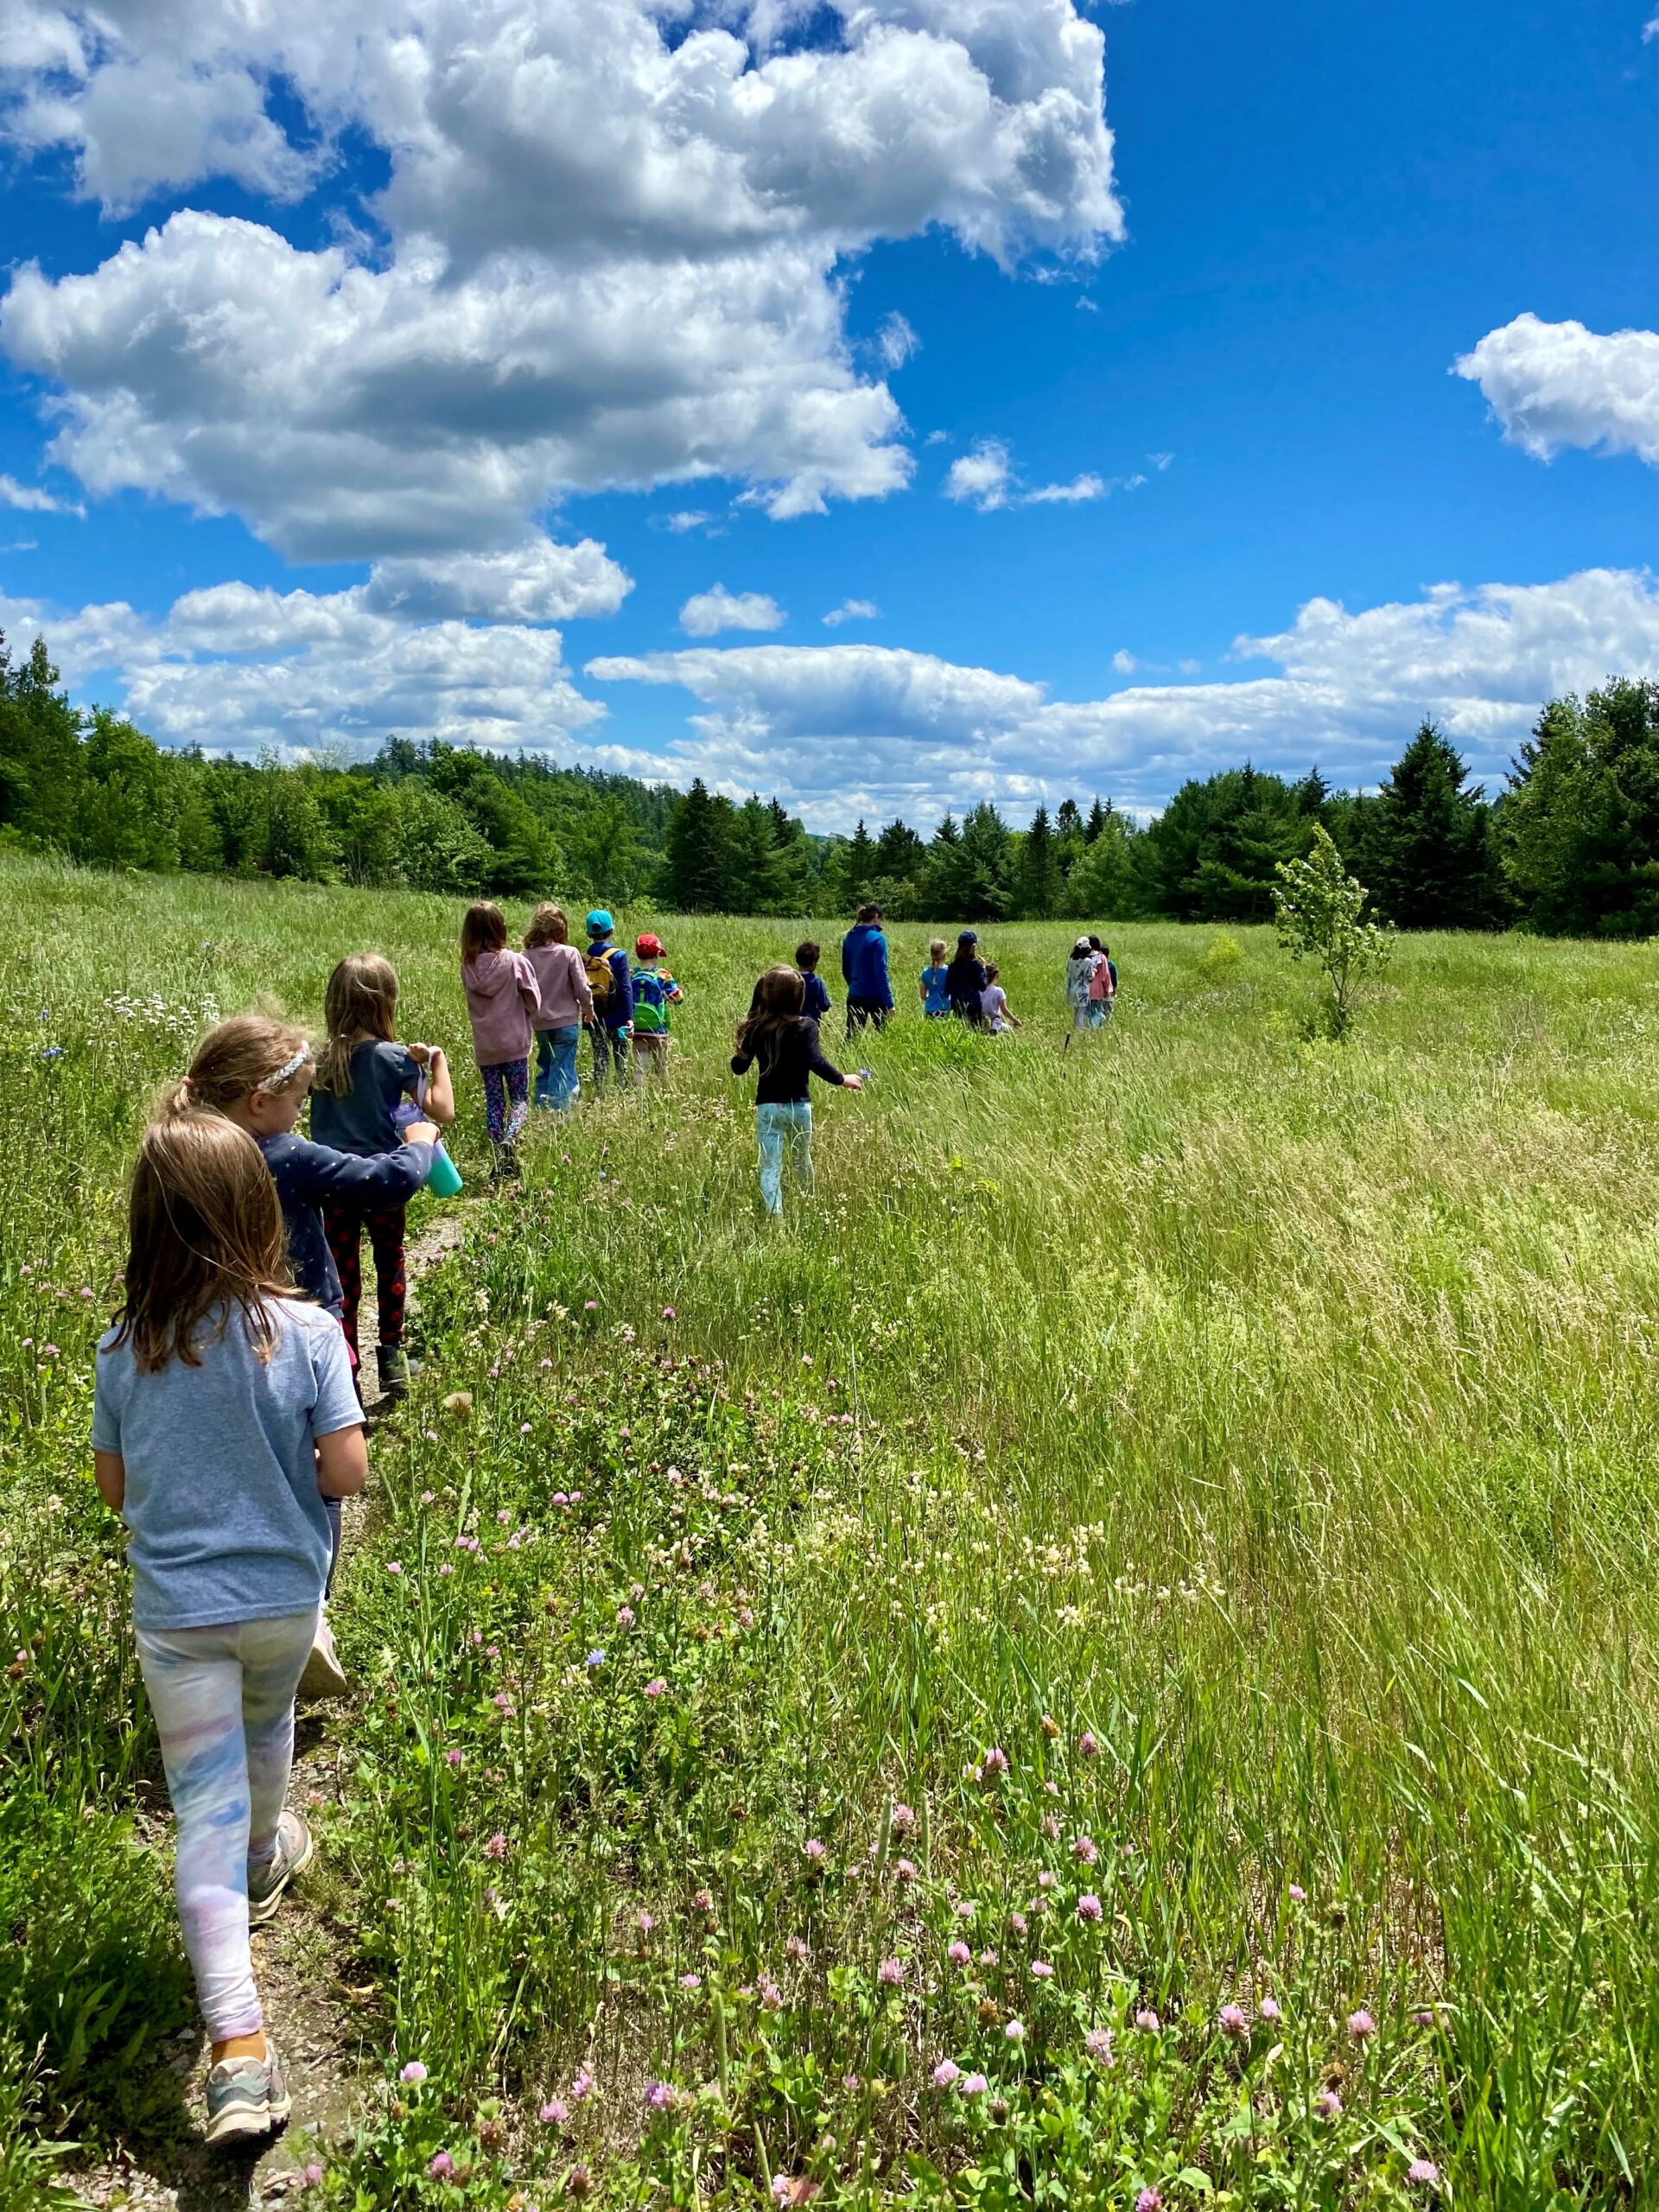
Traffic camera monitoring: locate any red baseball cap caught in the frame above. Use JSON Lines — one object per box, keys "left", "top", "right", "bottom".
{"left": 634, "top": 933, "right": 663, "bottom": 957}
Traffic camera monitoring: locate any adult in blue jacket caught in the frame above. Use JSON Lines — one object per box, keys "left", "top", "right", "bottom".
{"left": 841, "top": 904, "right": 894, "bottom": 1037}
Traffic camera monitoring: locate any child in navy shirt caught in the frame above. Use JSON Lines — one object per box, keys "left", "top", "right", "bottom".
{"left": 796, "top": 941, "right": 831, "bottom": 1027}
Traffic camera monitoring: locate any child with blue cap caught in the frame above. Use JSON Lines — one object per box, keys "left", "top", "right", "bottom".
{"left": 582, "top": 910, "right": 634, "bottom": 1089}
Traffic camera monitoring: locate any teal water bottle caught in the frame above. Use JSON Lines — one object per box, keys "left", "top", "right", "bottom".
{"left": 426, "top": 1141, "right": 464, "bottom": 1198}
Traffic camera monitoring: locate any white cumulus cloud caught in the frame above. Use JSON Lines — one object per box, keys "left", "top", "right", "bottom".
{"left": 0, "top": 472, "right": 81, "bottom": 514}
{"left": 680, "top": 584, "right": 787, "bottom": 637}
{"left": 877, "top": 312, "right": 920, "bottom": 369}
{"left": 0, "top": 1, "right": 1122, "bottom": 560}
{"left": 823, "top": 598, "right": 880, "bottom": 626}
{"left": 944, "top": 439, "right": 1121, "bottom": 511}
{"left": 1, "top": 575, "right": 605, "bottom": 759}
{"left": 1455, "top": 313, "right": 1659, "bottom": 467}
{"left": 360, "top": 537, "right": 632, "bottom": 623}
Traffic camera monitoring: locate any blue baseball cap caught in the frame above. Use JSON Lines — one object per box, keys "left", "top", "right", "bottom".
{"left": 585, "top": 909, "right": 613, "bottom": 936}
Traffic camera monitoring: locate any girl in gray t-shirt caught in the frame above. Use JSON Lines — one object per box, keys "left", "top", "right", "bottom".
{"left": 92, "top": 1109, "right": 366, "bottom": 2146}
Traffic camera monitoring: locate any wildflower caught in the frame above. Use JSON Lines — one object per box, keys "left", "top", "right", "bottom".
{"left": 1031, "top": 1961, "right": 1053, "bottom": 1980}
{"left": 41, "top": 1344, "right": 60, "bottom": 1360}
{"left": 493, "top": 1692, "right": 513, "bottom": 1714}
{"left": 894, "top": 1857, "right": 918, "bottom": 1883}
{"left": 890, "top": 1802, "right": 916, "bottom": 1834}
{"left": 1008, "top": 1910, "right": 1027, "bottom": 1936}
{"left": 693, "top": 1887, "right": 715, "bottom": 1913}
{"left": 803, "top": 1838, "right": 826, "bottom": 1864}
{"left": 947, "top": 1940, "right": 971, "bottom": 1967}
{"left": 1414, "top": 2006, "right": 1438, "bottom": 2028}
{"left": 679, "top": 1973, "right": 702, "bottom": 1991}
{"left": 662, "top": 1306, "right": 676, "bottom": 1319}
{"left": 569, "top": 2067, "right": 595, "bottom": 2102}
{"left": 1135, "top": 2193, "right": 1164, "bottom": 2212}
{"left": 584, "top": 1300, "right": 598, "bottom": 1311}
{"left": 1287, "top": 1884, "right": 1306, "bottom": 1903}
{"left": 302, "top": 2164, "right": 324, "bottom": 2187}
{"left": 961, "top": 2073, "right": 988, "bottom": 2095}
{"left": 1076, "top": 1892, "right": 1103, "bottom": 1924}
{"left": 1407, "top": 2159, "right": 1440, "bottom": 2189}
{"left": 1258, "top": 1996, "right": 1281, "bottom": 2023}
{"left": 877, "top": 1957, "right": 904, "bottom": 1986}
{"left": 564, "top": 2165, "right": 593, "bottom": 2199}
{"left": 636, "top": 1910, "right": 655, "bottom": 1936}
{"left": 1040, "top": 1713, "right": 1060, "bottom": 1738}
{"left": 954, "top": 1898, "right": 976, "bottom": 1919}
{"left": 400, "top": 2061, "right": 428, "bottom": 2083}
{"left": 1038, "top": 1870, "right": 1058, "bottom": 1891}
{"left": 1004, "top": 2018, "right": 1026, "bottom": 2044}
{"left": 616, "top": 1606, "right": 635, "bottom": 1629}
{"left": 1347, "top": 2008, "right": 1376, "bottom": 2044}
{"left": 1135, "top": 2009, "right": 1160, "bottom": 2032}
{"left": 586, "top": 1650, "right": 605, "bottom": 1669}
{"left": 759, "top": 1975, "right": 784, "bottom": 2011}
{"left": 429, "top": 2153, "right": 455, "bottom": 2179}
{"left": 644, "top": 1678, "right": 667, "bottom": 1699}
{"left": 978, "top": 1948, "right": 1000, "bottom": 1967}
{"left": 1315, "top": 2088, "right": 1343, "bottom": 2120}
{"left": 1084, "top": 2026, "right": 1114, "bottom": 2063}
{"left": 842, "top": 2074, "right": 861, "bottom": 2093}
{"left": 785, "top": 1935, "right": 807, "bottom": 1961}
{"left": 643, "top": 2080, "right": 674, "bottom": 2112}
{"left": 541, "top": 2098, "right": 569, "bottom": 2125}
{"left": 1078, "top": 1731, "right": 1101, "bottom": 1758}
{"left": 1218, "top": 2003, "right": 1249, "bottom": 2041}
{"left": 931, "top": 2059, "right": 961, "bottom": 2088}
{"left": 1071, "top": 1835, "right": 1099, "bottom": 1866}
{"left": 982, "top": 1747, "right": 1009, "bottom": 1776}
{"left": 484, "top": 1833, "right": 509, "bottom": 1860}
{"left": 442, "top": 1391, "right": 473, "bottom": 1417}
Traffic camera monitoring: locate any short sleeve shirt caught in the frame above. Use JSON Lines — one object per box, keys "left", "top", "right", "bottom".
{"left": 92, "top": 1300, "right": 361, "bottom": 1630}
{"left": 309, "top": 1040, "right": 421, "bottom": 1156}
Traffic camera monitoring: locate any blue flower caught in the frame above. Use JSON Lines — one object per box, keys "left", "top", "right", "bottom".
{"left": 586, "top": 1649, "right": 606, "bottom": 1669}
{"left": 39, "top": 1046, "right": 63, "bottom": 1061}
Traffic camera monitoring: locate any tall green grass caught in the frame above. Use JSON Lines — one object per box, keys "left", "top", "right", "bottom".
{"left": 5, "top": 854, "right": 1659, "bottom": 2205}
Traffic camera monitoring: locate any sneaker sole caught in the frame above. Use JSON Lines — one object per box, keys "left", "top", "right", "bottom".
{"left": 205, "top": 2098, "right": 274, "bottom": 2145}
{"left": 247, "top": 1827, "right": 315, "bottom": 1926}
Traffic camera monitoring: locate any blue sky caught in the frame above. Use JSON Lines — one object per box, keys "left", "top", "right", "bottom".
{"left": 1, "top": 0, "right": 1656, "bottom": 828}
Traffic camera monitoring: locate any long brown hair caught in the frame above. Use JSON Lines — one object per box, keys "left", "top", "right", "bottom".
{"left": 111, "top": 1113, "right": 294, "bottom": 1372}
{"left": 168, "top": 1013, "right": 312, "bottom": 1119}
{"left": 734, "top": 964, "right": 806, "bottom": 1068}
{"left": 461, "top": 902, "right": 507, "bottom": 960}
{"left": 524, "top": 902, "right": 569, "bottom": 950}
{"left": 316, "top": 954, "right": 399, "bottom": 1096}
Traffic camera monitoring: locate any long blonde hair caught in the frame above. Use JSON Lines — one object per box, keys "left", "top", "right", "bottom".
{"left": 524, "top": 903, "right": 569, "bottom": 950}
{"left": 168, "top": 1014, "right": 312, "bottom": 1120}
{"left": 316, "top": 954, "right": 399, "bottom": 1096}
{"left": 111, "top": 1112, "right": 294, "bottom": 1372}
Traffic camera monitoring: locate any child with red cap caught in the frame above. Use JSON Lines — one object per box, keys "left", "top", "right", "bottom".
{"left": 630, "top": 933, "right": 684, "bottom": 1084}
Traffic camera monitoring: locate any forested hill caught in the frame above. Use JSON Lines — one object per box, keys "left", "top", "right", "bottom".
{"left": 3, "top": 627, "right": 1658, "bottom": 936}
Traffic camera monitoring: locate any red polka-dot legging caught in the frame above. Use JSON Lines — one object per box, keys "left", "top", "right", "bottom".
{"left": 321, "top": 1198, "right": 408, "bottom": 1360}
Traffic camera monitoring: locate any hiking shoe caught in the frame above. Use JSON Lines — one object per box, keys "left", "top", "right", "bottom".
{"left": 489, "top": 1141, "right": 521, "bottom": 1184}
{"left": 247, "top": 1810, "right": 315, "bottom": 1926}
{"left": 297, "top": 1616, "right": 348, "bottom": 1702}
{"left": 376, "top": 1344, "right": 421, "bottom": 1399}
{"left": 205, "top": 2041, "right": 290, "bottom": 2145}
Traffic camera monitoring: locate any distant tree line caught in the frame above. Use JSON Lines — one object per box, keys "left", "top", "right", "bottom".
{"left": 3, "top": 627, "right": 1657, "bottom": 935}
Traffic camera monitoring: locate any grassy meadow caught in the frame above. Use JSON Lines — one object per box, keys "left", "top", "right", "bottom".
{"left": 7, "top": 853, "right": 1659, "bottom": 2208}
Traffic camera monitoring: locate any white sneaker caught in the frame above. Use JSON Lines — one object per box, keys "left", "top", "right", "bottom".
{"left": 298, "top": 1616, "right": 348, "bottom": 1701}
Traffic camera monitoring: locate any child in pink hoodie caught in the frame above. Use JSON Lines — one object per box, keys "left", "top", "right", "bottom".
{"left": 460, "top": 902, "right": 541, "bottom": 1178}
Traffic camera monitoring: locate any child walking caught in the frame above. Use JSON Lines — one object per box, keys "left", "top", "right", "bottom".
{"left": 310, "top": 954, "right": 454, "bottom": 1400}
{"left": 461, "top": 902, "right": 541, "bottom": 1176}
{"left": 796, "top": 942, "right": 831, "bottom": 1027}
{"left": 981, "top": 963, "right": 1022, "bottom": 1033}
{"left": 1065, "top": 937, "right": 1098, "bottom": 1030}
{"left": 630, "top": 933, "right": 683, "bottom": 1084}
{"left": 919, "top": 938, "right": 951, "bottom": 1019}
{"left": 582, "top": 910, "right": 634, "bottom": 1090}
{"left": 181, "top": 1014, "right": 435, "bottom": 1696}
{"left": 92, "top": 1111, "right": 368, "bottom": 2144}
{"left": 524, "top": 904, "right": 594, "bottom": 1111}
{"left": 730, "top": 964, "right": 862, "bottom": 1215}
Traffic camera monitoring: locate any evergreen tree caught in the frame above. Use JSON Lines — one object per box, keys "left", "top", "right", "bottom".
{"left": 922, "top": 812, "right": 969, "bottom": 915}
{"left": 830, "top": 818, "right": 879, "bottom": 910}
{"left": 956, "top": 802, "right": 1016, "bottom": 918}
{"left": 874, "top": 818, "right": 925, "bottom": 880}
{"left": 1364, "top": 721, "right": 1502, "bottom": 929}
{"left": 1502, "top": 679, "right": 1659, "bottom": 937}
{"left": 662, "top": 778, "right": 738, "bottom": 911}
{"left": 1065, "top": 810, "right": 1141, "bottom": 918}
{"left": 1084, "top": 797, "right": 1108, "bottom": 843}
{"left": 0, "top": 632, "right": 84, "bottom": 851}
{"left": 727, "top": 794, "right": 795, "bottom": 913}
{"left": 1016, "top": 802, "right": 1063, "bottom": 918}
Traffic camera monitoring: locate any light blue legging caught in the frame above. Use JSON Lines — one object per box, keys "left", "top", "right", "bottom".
{"left": 757, "top": 1100, "right": 813, "bottom": 1215}
{"left": 135, "top": 1609, "right": 318, "bottom": 2041}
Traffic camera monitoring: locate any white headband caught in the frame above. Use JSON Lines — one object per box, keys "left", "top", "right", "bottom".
{"left": 255, "top": 1043, "right": 312, "bottom": 1095}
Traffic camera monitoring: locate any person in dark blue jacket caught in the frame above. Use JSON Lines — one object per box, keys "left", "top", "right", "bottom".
{"left": 582, "top": 909, "right": 635, "bottom": 1090}
{"left": 796, "top": 940, "right": 832, "bottom": 1027}
{"left": 840, "top": 905, "right": 893, "bottom": 1038}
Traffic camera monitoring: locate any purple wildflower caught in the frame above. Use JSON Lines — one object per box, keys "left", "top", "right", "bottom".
{"left": 1135, "top": 2192, "right": 1163, "bottom": 2212}
{"left": 1407, "top": 2160, "right": 1440, "bottom": 2189}
{"left": 931, "top": 2059, "right": 961, "bottom": 2088}
{"left": 1258, "top": 1996, "right": 1281, "bottom": 2023}
{"left": 484, "top": 1832, "right": 509, "bottom": 1860}
{"left": 1071, "top": 1834, "right": 1099, "bottom": 1866}
{"left": 1218, "top": 2002, "right": 1249, "bottom": 2041}
{"left": 644, "top": 1678, "right": 667, "bottom": 1699}
{"left": 803, "top": 1838, "right": 826, "bottom": 1863}
{"left": 982, "top": 1747, "right": 1009, "bottom": 1776}
{"left": 1004, "top": 2018, "right": 1026, "bottom": 2044}
{"left": 428, "top": 2152, "right": 455, "bottom": 2179}
{"left": 1347, "top": 2008, "right": 1376, "bottom": 2044}
{"left": 399, "top": 2061, "right": 428, "bottom": 2083}
{"left": 1316, "top": 2088, "right": 1343, "bottom": 2120}
{"left": 961, "top": 2073, "right": 988, "bottom": 2096}
{"left": 644, "top": 2080, "right": 674, "bottom": 2112}
{"left": 1135, "top": 2008, "right": 1161, "bottom": 2032}
{"left": 1084, "top": 2026, "right": 1114, "bottom": 2063}
{"left": 541, "top": 2098, "right": 569, "bottom": 2126}
{"left": 877, "top": 1957, "right": 904, "bottom": 1986}
{"left": 947, "top": 1940, "right": 972, "bottom": 1967}
{"left": 1077, "top": 1892, "right": 1103, "bottom": 1923}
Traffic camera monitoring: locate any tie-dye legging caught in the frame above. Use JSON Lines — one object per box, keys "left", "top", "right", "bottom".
{"left": 480, "top": 1057, "right": 530, "bottom": 1147}
{"left": 134, "top": 1609, "right": 318, "bottom": 2042}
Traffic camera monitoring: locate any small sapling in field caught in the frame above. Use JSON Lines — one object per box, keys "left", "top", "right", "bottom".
{"left": 1273, "top": 824, "right": 1394, "bottom": 1039}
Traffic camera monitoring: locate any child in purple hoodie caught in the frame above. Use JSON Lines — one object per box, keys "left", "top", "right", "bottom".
{"left": 461, "top": 902, "right": 541, "bottom": 1179}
